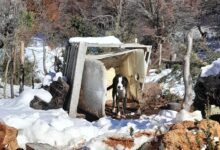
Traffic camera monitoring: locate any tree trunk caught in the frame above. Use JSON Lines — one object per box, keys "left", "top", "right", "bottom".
{"left": 183, "top": 31, "right": 193, "bottom": 111}
{"left": 3, "top": 57, "right": 11, "bottom": 98}
{"left": 158, "top": 43, "right": 162, "bottom": 67}
{"left": 115, "top": 0, "right": 123, "bottom": 36}
{"left": 31, "top": 49, "right": 36, "bottom": 89}
{"left": 19, "top": 41, "right": 25, "bottom": 93}
{"left": 43, "top": 41, "right": 47, "bottom": 75}
{"left": 10, "top": 48, "right": 16, "bottom": 98}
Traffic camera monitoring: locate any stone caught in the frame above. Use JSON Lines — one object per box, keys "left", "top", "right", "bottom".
{"left": 193, "top": 74, "right": 220, "bottom": 117}
{"left": 30, "top": 77, "right": 69, "bottom": 110}
{"left": 0, "top": 123, "right": 19, "bottom": 150}
{"left": 161, "top": 119, "right": 220, "bottom": 150}
{"left": 26, "top": 143, "right": 58, "bottom": 150}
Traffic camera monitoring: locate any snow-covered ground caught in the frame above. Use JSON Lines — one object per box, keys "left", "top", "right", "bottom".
{"left": 0, "top": 90, "right": 177, "bottom": 149}
{"left": 0, "top": 36, "right": 209, "bottom": 149}
{"left": 0, "top": 70, "right": 202, "bottom": 149}
{"left": 145, "top": 69, "right": 185, "bottom": 99}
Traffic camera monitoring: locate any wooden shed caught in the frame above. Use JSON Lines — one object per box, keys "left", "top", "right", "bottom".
{"left": 63, "top": 37, "right": 152, "bottom": 118}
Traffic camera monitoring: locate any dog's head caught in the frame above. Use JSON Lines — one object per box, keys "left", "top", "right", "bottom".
{"left": 113, "top": 74, "right": 128, "bottom": 91}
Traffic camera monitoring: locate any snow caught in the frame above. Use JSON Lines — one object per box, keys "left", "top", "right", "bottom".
{"left": 42, "top": 72, "right": 63, "bottom": 86}
{"left": 145, "top": 69, "right": 172, "bottom": 83}
{"left": 175, "top": 109, "right": 202, "bottom": 122}
{"left": 25, "top": 37, "right": 64, "bottom": 80}
{"left": 0, "top": 87, "right": 180, "bottom": 149}
{"left": 145, "top": 69, "right": 185, "bottom": 99}
{"left": 0, "top": 86, "right": 202, "bottom": 149}
{"left": 0, "top": 68, "right": 204, "bottom": 149}
{"left": 69, "top": 36, "right": 122, "bottom": 45}
{"left": 0, "top": 36, "right": 206, "bottom": 149}
{"left": 201, "top": 58, "right": 220, "bottom": 77}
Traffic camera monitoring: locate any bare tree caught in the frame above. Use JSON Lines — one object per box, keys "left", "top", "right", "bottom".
{"left": 3, "top": 53, "right": 11, "bottom": 98}
{"left": 183, "top": 31, "right": 193, "bottom": 111}
{"left": 19, "top": 41, "right": 25, "bottom": 93}
{"left": 31, "top": 49, "right": 36, "bottom": 89}
{"left": 158, "top": 43, "right": 162, "bottom": 67}
{"left": 10, "top": 48, "right": 16, "bottom": 98}
{"left": 0, "top": 0, "right": 27, "bottom": 97}
{"left": 43, "top": 41, "right": 47, "bottom": 75}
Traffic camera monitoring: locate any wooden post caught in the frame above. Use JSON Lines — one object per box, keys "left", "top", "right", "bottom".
{"left": 43, "top": 41, "right": 47, "bottom": 75}
{"left": 158, "top": 43, "right": 162, "bottom": 67}
{"left": 183, "top": 31, "right": 193, "bottom": 111}
{"left": 68, "top": 42, "right": 87, "bottom": 117}
{"left": 19, "top": 41, "right": 25, "bottom": 93}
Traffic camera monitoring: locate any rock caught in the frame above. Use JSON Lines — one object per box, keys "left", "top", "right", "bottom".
{"left": 0, "top": 123, "right": 19, "bottom": 150}
{"left": 166, "top": 102, "right": 182, "bottom": 111}
{"left": 30, "top": 96, "right": 49, "bottom": 110}
{"left": 0, "top": 39, "right": 3, "bottom": 48}
{"left": 26, "top": 143, "right": 58, "bottom": 150}
{"left": 193, "top": 74, "right": 220, "bottom": 117}
{"left": 30, "top": 77, "right": 69, "bottom": 110}
{"left": 161, "top": 119, "right": 220, "bottom": 150}
{"left": 175, "top": 109, "right": 203, "bottom": 122}
{"left": 47, "top": 77, "right": 69, "bottom": 109}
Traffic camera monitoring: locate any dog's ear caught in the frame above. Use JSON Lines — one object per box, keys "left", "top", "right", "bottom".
{"left": 122, "top": 77, "right": 128, "bottom": 86}
{"left": 113, "top": 75, "right": 119, "bottom": 85}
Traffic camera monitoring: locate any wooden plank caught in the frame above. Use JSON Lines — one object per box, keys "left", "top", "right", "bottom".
{"left": 145, "top": 46, "right": 152, "bottom": 72}
{"left": 26, "top": 143, "right": 58, "bottom": 150}
{"left": 86, "top": 49, "right": 135, "bottom": 60}
{"left": 68, "top": 42, "right": 87, "bottom": 117}
{"left": 85, "top": 43, "right": 151, "bottom": 51}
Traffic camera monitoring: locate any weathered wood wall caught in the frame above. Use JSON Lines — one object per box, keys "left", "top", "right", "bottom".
{"left": 63, "top": 42, "right": 87, "bottom": 117}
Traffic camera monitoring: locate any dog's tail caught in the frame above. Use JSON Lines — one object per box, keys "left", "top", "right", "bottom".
{"left": 107, "top": 85, "right": 113, "bottom": 90}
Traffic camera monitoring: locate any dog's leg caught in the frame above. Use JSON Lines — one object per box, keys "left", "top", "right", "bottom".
{"left": 112, "top": 92, "right": 116, "bottom": 113}
{"left": 122, "top": 93, "right": 127, "bottom": 115}
{"left": 116, "top": 97, "right": 121, "bottom": 117}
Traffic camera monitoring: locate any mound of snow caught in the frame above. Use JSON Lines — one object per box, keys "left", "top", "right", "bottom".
{"left": 175, "top": 109, "right": 202, "bottom": 122}
{"left": 201, "top": 58, "right": 220, "bottom": 77}
{"left": 42, "top": 72, "right": 64, "bottom": 86}
{"left": 145, "top": 69, "right": 172, "bottom": 83}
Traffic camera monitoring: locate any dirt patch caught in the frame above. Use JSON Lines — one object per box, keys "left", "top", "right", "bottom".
{"left": 103, "top": 136, "right": 134, "bottom": 149}
{"left": 133, "top": 131, "right": 155, "bottom": 138}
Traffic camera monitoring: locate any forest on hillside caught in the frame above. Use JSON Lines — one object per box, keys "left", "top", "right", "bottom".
{"left": 1, "top": 0, "right": 219, "bottom": 50}
{"left": 0, "top": 0, "right": 220, "bottom": 88}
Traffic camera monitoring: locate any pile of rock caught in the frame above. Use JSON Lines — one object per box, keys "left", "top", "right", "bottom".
{"left": 30, "top": 77, "right": 69, "bottom": 110}
{"left": 161, "top": 119, "right": 220, "bottom": 150}
{"left": 0, "top": 123, "right": 19, "bottom": 150}
{"left": 193, "top": 74, "right": 220, "bottom": 117}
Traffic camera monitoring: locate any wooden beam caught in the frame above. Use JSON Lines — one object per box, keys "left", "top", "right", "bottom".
{"left": 68, "top": 42, "right": 87, "bottom": 117}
